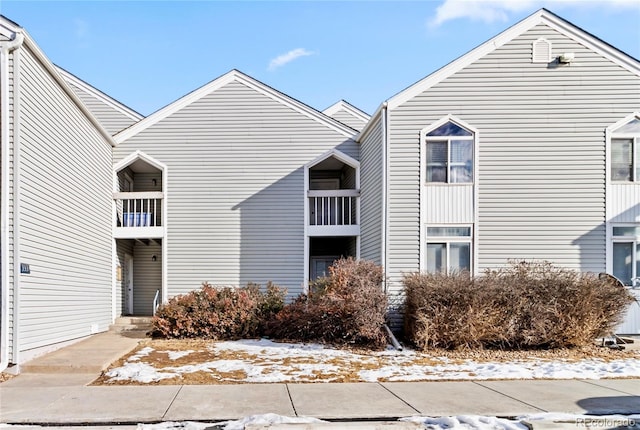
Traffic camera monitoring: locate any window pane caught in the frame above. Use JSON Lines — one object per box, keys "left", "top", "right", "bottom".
{"left": 427, "top": 227, "right": 471, "bottom": 237}
{"left": 427, "top": 243, "right": 445, "bottom": 272}
{"left": 611, "top": 139, "right": 632, "bottom": 181}
{"left": 613, "top": 242, "right": 633, "bottom": 285}
{"left": 427, "top": 122, "right": 472, "bottom": 137}
{"left": 450, "top": 140, "right": 473, "bottom": 183}
{"left": 449, "top": 243, "right": 470, "bottom": 272}
{"left": 613, "top": 226, "right": 640, "bottom": 237}
{"left": 427, "top": 142, "right": 447, "bottom": 182}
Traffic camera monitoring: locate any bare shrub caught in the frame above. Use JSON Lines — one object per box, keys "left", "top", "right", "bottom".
{"left": 404, "top": 261, "right": 634, "bottom": 350}
{"left": 267, "top": 258, "right": 388, "bottom": 349}
{"left": 151, "top": 282, "right": 286, "bottom": 339}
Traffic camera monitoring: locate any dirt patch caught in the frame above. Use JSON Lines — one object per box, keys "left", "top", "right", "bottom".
{"left": 91, "top": 338, "right": 640, "bottom": 386}
{"left": 0, "top": 372, "right": 15, "bottom": 384}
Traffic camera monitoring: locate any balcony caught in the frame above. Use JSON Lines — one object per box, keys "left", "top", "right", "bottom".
{"left": 308, "top": 189, "right": 360, "bottom": 236}
{"left": 113, "top": 192, "right": 164, "bottom": 239}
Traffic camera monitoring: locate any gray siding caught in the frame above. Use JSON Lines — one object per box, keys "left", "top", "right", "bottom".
{"left": 64, "top": 78, "right": 140, "bottom": 135}
{"left": 359, "top": 116, "right": 384, "bottom": 265}
{"left": 114, "top": 79, "right": 357, "bottom": 298}
{"left": 16, "top": 47, "right": 113, "bottom": 353}
{"left": 329, "top": 109, "right": 367, "bottom": 132}
{"left": 387, "top": 23, "right": 640, "bottom": 295}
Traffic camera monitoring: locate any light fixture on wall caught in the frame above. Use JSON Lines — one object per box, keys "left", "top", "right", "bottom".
{"left": 558, "top": 52, "right": 575, "bottom": 63}
{"left": 151, "top": 255, "right": 157, "bottom": 262}
{"left": 152, "top": 179, "right": 157, "bottom": 187}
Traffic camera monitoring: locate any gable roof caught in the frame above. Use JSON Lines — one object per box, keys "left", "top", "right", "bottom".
{"left": 358, "top": 8, "right": 640, "bottom": 140}
{"left": 0, "top": 16, "right": 116, "bottom": 147}
{"left": 57, "top": 67, "right": 143, "bottom": 123}
{"left": 114, "top": 69, "right": 357, "bottom": 143}
{"left": 323, "top": 100, "right": 371, "bottom": 123}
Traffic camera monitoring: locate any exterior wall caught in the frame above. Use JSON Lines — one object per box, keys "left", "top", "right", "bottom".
{"left": 609, "top": 184, "right": 640, "bottom": 222}
{"left": 16, "top": 46, "right": 113, "bottom": 355}
{"left": 114, "top": 79, "right": 357, "bottom": 298}
{"left": 62, "top": 75, "right": 141, "bottom": 135}
{"left": 359, "top": 116, "right": 384, "bottom": 265}
{"left": 386, "top": 23, "right": 640, "bottom": 296}
{"left": 329, "top": 109, "right": 368, "bottom": 132}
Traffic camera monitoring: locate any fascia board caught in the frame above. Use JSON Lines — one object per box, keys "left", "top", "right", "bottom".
{"left": 323, "top": 100, "right": 371, "bottom": 122}
{"left": 18, "top": 29, "right": 116, "bottom": 147}
{"left": 115, "top": 70, "right": 357, "bottom": 144}
{"left": 57, "top": 67, "right": 143, "bottom": 122}
{"left": 355, "top": 103, "right": 384, "bottom": 143}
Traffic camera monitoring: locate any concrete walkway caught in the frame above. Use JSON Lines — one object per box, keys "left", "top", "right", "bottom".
{"left": 1, "top": 332, "right": 639, "bottom": 426}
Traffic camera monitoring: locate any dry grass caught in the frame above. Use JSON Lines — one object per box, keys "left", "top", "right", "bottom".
{"left": 0, "top": 372, "right": 15, "bottom": 384}
{"left": 91, "top": 338, "right": 639, "bottom": 386}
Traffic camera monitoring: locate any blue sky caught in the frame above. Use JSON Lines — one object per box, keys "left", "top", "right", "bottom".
{"left": 1, "top": 0, "right": 638, "bottom": 116}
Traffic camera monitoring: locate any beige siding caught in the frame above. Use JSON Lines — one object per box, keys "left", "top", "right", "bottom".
{"left": 359, "top": 116, "right": 384, "bottom": 265}
{"left": 387, "top": 24, "right": 640, "bottom": 295}
{"left": 64, "top": 78, "right": 141, "bottom": 135}
{"left": 16, "top": 47, "right": 113, "bottom": 353}
{"left": 133, "top": 241, "right": 161, "bottom": 315}
{"left": 114, "top": 79, "right": 357, "bottom": 298}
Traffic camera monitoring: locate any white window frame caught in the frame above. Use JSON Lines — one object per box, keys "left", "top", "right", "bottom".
{"left": 609, "top": 113, "right": 640, "bottom": 183}
{"left": 425, "top": 225, "right": 473, "bottom": 274}
{"left": 610, "top": 224, "right": 640, "bottom": 286}
{"left": 424, "top": 121, "right": 475, "bottom": 184}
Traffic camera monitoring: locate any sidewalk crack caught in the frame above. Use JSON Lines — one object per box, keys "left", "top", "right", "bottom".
{"left": 162, "top": 385, "right": 184, "bottom": 419}
{"left": 472, "top": 381, "right": 547, "bottom": 413}
{"left": 378, "top": 382, "right": 421, "bottom": 414}
{"left": 285, "top": 384, "right": 298, "bottom": 416}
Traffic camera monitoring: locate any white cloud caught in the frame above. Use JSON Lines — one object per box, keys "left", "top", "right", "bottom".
{"left": 268, "top": 48, "right": 314, "bottom": 71}
{"left": 428, "top": 0, "right": 640, "bottom": 27}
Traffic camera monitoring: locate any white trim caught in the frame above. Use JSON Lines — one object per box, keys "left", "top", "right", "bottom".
{"left": 606, "top": 113, "right": 640, "bottom": 275}
{"left": 382, "top": 104, "right": 389, "bottom": 288}
{"left": 114, "top": 150, "right": 167, "bottom": 173}
{"left": 419, "top": 115, "right": 479, "bottom": 275}
{"left": 303, "top": 166, "right": 309, "bottom": 293}
{"left": 11, "top": 45, "right": 22, "bottom": 367}
{"left": 115, "top": 70, "right": 356, "bottom": 144}
{"left": 305, "top": 148, "right": 360, "bottom": 170}
{"left": 323, "top": 100, "right": 371, "bottom": 123}
{"left": 425, "top": 224, "right": 474, "bottom": 274}
{"left": 308, "top": 225, "right": 361, "bottom": 236}
{"left": 124, "top": 253, "right": 134, "bottom": 315}
{"left": 386, "top": 9, "right": 639, "bottom": 111}
{"left": 56, "top": 68, "right": 143, "bottom": 122}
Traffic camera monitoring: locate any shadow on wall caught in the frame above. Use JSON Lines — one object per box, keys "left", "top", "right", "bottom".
{"left": 232, "top": 168, "right": 305, "bottom": 296}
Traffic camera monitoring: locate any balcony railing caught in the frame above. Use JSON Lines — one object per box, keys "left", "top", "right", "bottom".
{"left": 308, "top": 189, "right": 359, "bottom": 227}
{"left": 114, "top": 192, "right": 164, "bottom": 238}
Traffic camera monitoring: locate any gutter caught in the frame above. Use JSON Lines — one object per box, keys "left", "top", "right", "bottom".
{"left": 0, "top": 30, "right": 25, "bottom": 372}
{"left": 381, "top": 102, "right": 389, "bottom": 294}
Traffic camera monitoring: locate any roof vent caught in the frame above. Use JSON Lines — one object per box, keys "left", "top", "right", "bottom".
{"left": 532, "top": 38, "right": 552, "bottom": 63}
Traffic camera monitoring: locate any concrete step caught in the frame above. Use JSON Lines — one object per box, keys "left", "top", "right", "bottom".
{"left": 109, "top": 316, "right": 153, "bottom": 334}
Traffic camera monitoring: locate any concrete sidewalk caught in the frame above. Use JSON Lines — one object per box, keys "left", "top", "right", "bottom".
{"left": 1, "top": 331, "right": 639, "bottom": 425}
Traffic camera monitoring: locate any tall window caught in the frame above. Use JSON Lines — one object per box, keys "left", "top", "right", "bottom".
{"left": 612, "top": 226, "right": 640, "bottom": 285}
{"left": 426, "top": 226, "right": 472, "bottom": 274}
{"left": 426, "top": 121, "right": 474, "bottom": 183}
{"left": 611, "top": 117, "right": 640, "bottom": 182}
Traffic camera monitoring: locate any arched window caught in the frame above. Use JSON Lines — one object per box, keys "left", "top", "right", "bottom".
{"left": 425, "top": 120, "right": 474, "bottom": 183}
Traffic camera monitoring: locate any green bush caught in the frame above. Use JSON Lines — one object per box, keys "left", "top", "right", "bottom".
{"left": 151, "top": 281, "right": 286, "bottom": 339}
{"left": 403, "top": 261, "right": 635, "bottom": 350}
{"left": 266, "top": 258, "right": 388, "bottom": 349}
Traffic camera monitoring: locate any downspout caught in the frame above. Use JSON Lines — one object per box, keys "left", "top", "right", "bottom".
{"left": 381, "top": 102, "right": 389, "bottom": 294}
{"left": 0, "top": 31, "right": 25, "bottom": 372}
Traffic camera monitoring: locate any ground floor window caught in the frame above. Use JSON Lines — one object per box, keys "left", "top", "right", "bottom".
{"left": 612, "top": 225, "right": 640, "bottom": 286}
{"left": 426, "top": 226, "right": 472, "bottom": 273}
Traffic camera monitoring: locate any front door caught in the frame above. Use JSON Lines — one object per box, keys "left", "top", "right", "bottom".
{"left": 124, "top": 253, "right": 134, "bottom": 315}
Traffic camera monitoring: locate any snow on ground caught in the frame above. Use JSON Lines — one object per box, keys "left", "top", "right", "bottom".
{"left": 104, "top": 338, "right": 640, "bottom": 384}
{"left": 135, "top": 413, "right": 640, "bottom": 430}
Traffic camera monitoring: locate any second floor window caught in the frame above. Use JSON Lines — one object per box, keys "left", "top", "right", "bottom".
{"left": 611, "top": 117, "right": 640, "bottom": 182}
{"left": 426, "top": 121, "right": 474, "bottom": 183}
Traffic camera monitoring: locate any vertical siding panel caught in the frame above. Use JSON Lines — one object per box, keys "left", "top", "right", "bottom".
{"left": 115, "top": 239, "right": 134, "bottom": 315}
{"left": 610, "top": 184, "right": 640, "bottom": 222}
{"left": 114, "top": 80, "right": 357, "bottom": 298}
{"left": 17, "top": 47, "right": 113, "bottom": 353}
{"left": 425, "top": 185, "right": 474, "bottom": 224}
{"left": 359, "top": 117, "right": 383, "bottom": 265}
{"left": 133, "top": 241, "right": 161, "bottom": 315}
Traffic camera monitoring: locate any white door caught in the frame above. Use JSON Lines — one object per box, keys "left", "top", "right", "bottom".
{"left": 124, "top": 253, "right": 134, "bottom": 315}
